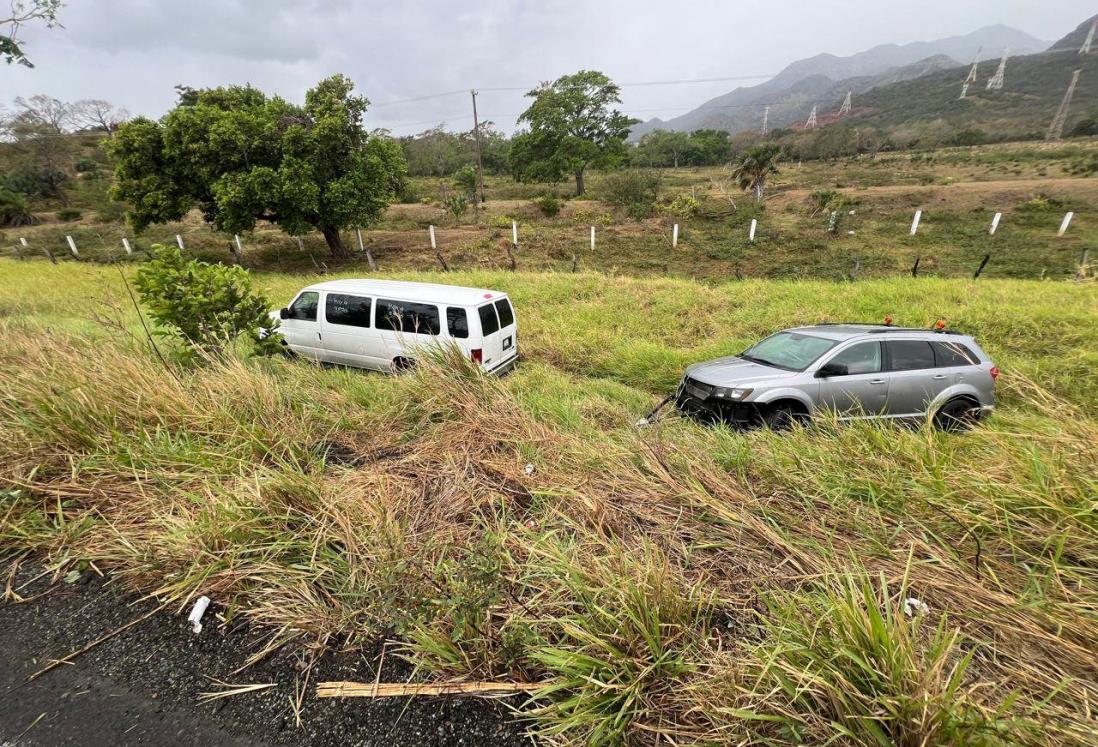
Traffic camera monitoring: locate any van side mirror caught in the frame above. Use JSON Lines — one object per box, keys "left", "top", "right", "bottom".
{"left": 816, "top": 362, "right": 848, "bottom": 378}
{"left": 279, "top": 307, "right": 290, "bottom": 320}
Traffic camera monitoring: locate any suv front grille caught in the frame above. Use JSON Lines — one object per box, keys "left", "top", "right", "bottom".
{"left": 680, "top": 376, "right": 714, "bottom": 401}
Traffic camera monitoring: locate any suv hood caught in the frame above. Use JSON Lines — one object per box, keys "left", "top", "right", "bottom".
{"left": 685, "top": 356, "right": 798, "bottom": 386}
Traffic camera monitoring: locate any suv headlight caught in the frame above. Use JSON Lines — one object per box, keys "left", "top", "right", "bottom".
{"left": 713, "top": 387, "right": 753, "bottom": 401}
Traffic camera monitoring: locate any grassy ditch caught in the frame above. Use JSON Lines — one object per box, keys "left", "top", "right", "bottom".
{"left": 1, "top": 261, "right": 1095, "bottom": 744}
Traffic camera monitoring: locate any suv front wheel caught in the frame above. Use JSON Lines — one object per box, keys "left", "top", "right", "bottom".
{"left": 762, "top": 403, "right": 809, "bottom": 431}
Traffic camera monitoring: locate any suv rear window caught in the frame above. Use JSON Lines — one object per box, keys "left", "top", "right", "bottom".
{"left": 447, "top": 307, "right": 469, "bottom": 339}
{"left": 376, "top": 299, "right": 440, "bottom": 335}
{"left": 932, "top": 340, "right": 978, "bottom": 367}
{"left": 494, "top": 298, "right": 514, "bottom": 328}
{"left": 886, "top": 340, "right": 936, "bottom": 371}
{"left": 478, "top": 304, "right": 499, "bottom": 335}
{"left": 325, "top": 294, "right": 372, "bottom": 327}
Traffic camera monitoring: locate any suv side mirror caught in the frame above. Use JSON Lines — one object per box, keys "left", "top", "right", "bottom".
{"left": 816, "top": 361, "right": 848, "bottom": 378}
{"left": 279, "top": 307, "right": 290, "bottom": 320}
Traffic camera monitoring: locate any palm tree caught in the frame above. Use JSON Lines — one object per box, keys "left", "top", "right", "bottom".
{"left": 732, "top": 144, "right": 782, "bottom": 203}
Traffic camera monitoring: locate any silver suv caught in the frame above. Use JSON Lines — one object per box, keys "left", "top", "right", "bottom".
{"left": 675, "top": 323, "right": 998, "bottom": 431}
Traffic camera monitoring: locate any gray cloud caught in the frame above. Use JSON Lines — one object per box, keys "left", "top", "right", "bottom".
{"left": 4, "top": 0, "right": 1093, "bottom": 135}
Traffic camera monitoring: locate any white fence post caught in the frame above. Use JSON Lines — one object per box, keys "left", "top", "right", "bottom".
{"left": 672, "top": 223, "right": 679, "bottom": 248}
{"left": 590, "top": 226, "right": 595, "bottom": 250}
{"left": 512, "top": 220, "right": 518, "bottom": 247}
{"left": 749, "top": 218, "right": 758, "bottom": 242}
{"left": 66, "top": 235, "right": 79, "bottom": 256}
{"left": 175, "top": 234, "right": 184, "bottom": 250}
{"left": 19, "top": 237, "right": 28, "bottom": 249}
{"left": 1058, "top": 212, "right": 1074, "bottom": 237}
{"left": 910, "top": 210, "right": 922, "bottom": 236}
{"left": 429, "top": 224, "right": 437, "bottom": 249}
{"left": 122, "top": 238, "right": 133, "bottom": 255}
{"left": 989, "top": 212, "right": 1002, "bottom": 235}
{"left": 235, "top": 234, "right": 244, "bottom": 253}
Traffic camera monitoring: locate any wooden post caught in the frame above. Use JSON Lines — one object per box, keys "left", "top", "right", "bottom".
{"left": 470, "top": 90, "right": 486, "bottom": 210}
{"left": 66, "top": 235, "right": 79, "bottom": 256}
{"left": 122, "top": 238, "right": 133, "bottom": 255}
{"left": 989, "top": 212, "right": 1002, "bottom": 235}
{"left": 849, "top": 259, "right": 860, "bottom": 281}
{"left": 910, "top": 210, "right": 922, "bottom": 236}
{"left": 356, "top": 228, "right": 377, "bottom": 271}
{"left": 973, "top": 254, "right": 990, "bottom": 279}
{"left": 1075, "top": 248, "right": 1090, "bottom": 281}
{"left": 911, "top": 257, "right": 920, "bottom": 277}
{"left": 1058, "top": 212, "right": 1074, "bottom": 237}
{"left": 43, "top": 245, "right": 56, "bottom": 264}
{"left": 749, "top": 218, "right": 757, "bottom": 242}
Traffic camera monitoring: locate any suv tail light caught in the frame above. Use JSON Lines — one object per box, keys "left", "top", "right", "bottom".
{"left": 471, "top": 349, "right": 483, "bottom": 364}
{"left": 989, "top": 366, "right": 1000, "bottom": 380}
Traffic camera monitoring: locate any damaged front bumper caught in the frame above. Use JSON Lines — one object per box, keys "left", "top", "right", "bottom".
{"left": 674, "top": 377, "right": 760, "bottom": 426}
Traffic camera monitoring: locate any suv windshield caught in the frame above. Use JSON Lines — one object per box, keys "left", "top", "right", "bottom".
{"left": 741, "top": 331, "right": 836, "bottom": 371}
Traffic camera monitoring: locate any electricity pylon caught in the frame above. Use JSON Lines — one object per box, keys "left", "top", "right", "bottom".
{"left": 761, "top": 106, "right": 769, "bottom": 136}
{"left": 1047, "top": 69, "right": 1082, "bottom": 140}
{"left": 986, "top": 49, "right": 1008, "bottom": 90}
{"left": 837, "top": 91, "right": 851, "bottom": 116}
{"left": 805, "top": 105, "right": 818, "bottom": 129}
{"left": 960, "top": 47, "right": 980, "bottom": 99}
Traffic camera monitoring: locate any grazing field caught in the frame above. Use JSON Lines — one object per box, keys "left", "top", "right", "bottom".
{"left": 1, "top": 259, "right": 1095, "bottom": 744}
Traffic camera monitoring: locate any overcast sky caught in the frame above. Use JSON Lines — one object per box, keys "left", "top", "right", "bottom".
{"left": 4, "top": 1, "right": 1093, "bottom": 135}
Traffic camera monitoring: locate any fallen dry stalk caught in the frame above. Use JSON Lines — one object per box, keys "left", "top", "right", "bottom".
{"left": 29, "top": 602, "right": 168, "bottom": 681}
{"left": 316, "top": 680, "right": 545, "bottom": 698}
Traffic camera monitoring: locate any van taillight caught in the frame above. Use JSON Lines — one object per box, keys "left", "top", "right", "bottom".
{"left": 990, "top": 366, "right": 999, "bottom": 380}
{"left": 471, "top": 349, "right": 483, "bottom": 363}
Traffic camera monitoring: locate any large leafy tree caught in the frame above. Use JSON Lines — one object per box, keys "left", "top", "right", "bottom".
{"left": 510, "top": 70, "right": 638, "bottom": 196}
{"left": 108, "top": 76, "right": 406, "bottom": 260}
{"left": 2, "top": 0, "right": 61, "bottom": 67}
{"left": 732, "top": 144, "right": 782, "bottom": 203}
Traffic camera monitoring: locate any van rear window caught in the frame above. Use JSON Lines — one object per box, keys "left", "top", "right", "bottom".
{"left": 446, "top": 307, "right": 469, "bottom": 338}
{"left": 494, "top": 298, "right": 514, "bottom": 328}
{"left": 478, "top": 304, "right": 499, "bottom": 335}
{"left": 376, "top": 299, "right": 440, "bottom": 335}
{"left": 325, "top": 294, "right": 372, "bottom": 328}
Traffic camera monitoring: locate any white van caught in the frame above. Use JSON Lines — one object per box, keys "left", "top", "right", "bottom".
{"left": 272, "top": 279, "right": 518, "bottom": 375}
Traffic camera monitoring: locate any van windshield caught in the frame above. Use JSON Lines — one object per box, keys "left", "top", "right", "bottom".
{"left": 741, "top": 332, "right": 836, "bottom": 371}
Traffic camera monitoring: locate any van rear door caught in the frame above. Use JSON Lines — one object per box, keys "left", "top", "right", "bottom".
{"left": 476, "top": 302, "right": 503, "bottom": 369}
{"left": 493, "top": 297, "right": 517, "bottom": 365}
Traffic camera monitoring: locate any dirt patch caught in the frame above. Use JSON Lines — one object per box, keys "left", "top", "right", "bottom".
{"left": 0, "top": 562, "right": 533, "bottom": 746}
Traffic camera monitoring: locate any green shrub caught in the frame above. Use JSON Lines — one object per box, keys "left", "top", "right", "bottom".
{"left": 57, "top": 208, "right": 82, "bottom": 222}
{"left": 0, "top": 190, "right": 38, "bottom": 227}
{"left": 452, "top": 165, "right": 479, "bottom": 201}
{"left": 2, "top": 165, "right": 68, "bottom": 198}
{"left": 533, "top": 194, "right": 561, "bottom": 217}
{"left": 488, "top": 214, "right": 515, "bottom": 229}
{"left": 74, "top": 158, "right": 100, "bottom": 174}
{"left": 442, "top": 194, "right": 468, "bottom": 220}
{"left": 598, "top": 169, "right": 661, "bottom": 219}
{"left": 808, "top": 188, "right": 843, "bottom": 216}
{"left": 570, "top": 206, "right": 613, "bottom": 226}
{"left": 134, "top": 244, "right": 278, "bottom": 356}
{"left": 660, "top": 193, "right": 700, "bottom": 219}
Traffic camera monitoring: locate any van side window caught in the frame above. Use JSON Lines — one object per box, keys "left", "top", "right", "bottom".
{"left": 375, "top": 299, "right": 440, "bottom": 335}
{"left": 325, "top": 294, "right": 372, "bottom": 328}
{"left": 478, "top": 304, "right": 499, "bottom": 335}
{"left": 886, "top": 340, "right": 936, "bottom": 371}
{"left": 446, "top": 307, "right": 469, "bottom": 338}
{"left": 494, "top": 298, "right": 514, "bottom": 328}
{"left": 932, "top": 341, "right": 978, "bottom": 367}
{"left": 828, "top": 341, "right": 881, "bottom": 375}
{"left": 288, "top": 291, "right": 319, "bottom": 321}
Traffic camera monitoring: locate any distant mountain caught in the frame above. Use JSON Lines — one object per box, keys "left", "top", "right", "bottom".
{"left": 629, "top": 23, "right": 1050, "bottom": 139}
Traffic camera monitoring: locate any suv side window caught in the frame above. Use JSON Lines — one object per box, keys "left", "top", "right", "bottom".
{"left": 375, "top": 299, "right": 440, "bottom": 335}
{"left": 288, "top": 291, "right": 319, "bottom": 321}
{"left": 325, "top": 294, "right": 372, "bottom": 327}
{"left": 886, "top": 340, "right": 936, "bottom": 371}
{"left": 478, "top": 304, "right": 499, "bottom": 335}
{"left": 932, "top": 340, "right": 978, "bottom": 367}
{"left": 446, "top": 307, "right": 469, "bottom": 339}
{"left": 828, "top": 341, "right": 881, "bottom": 375}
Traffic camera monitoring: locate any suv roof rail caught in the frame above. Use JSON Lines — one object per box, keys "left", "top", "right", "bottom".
{"left": 811, "top": 322, "right": 964, "bottom": 335}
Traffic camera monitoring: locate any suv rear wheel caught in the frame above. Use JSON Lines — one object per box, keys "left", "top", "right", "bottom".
{"left": 933, "top": 397, "right": 979, "bottom": 432}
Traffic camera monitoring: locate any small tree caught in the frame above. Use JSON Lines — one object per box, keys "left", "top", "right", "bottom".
{"left": 510, "top": 70, "right": 638, "bottom": 196}
{"left": 732, "top": 144, "right": 782, "bottom": 203}
{"left": 135, "top": 244, "right": 277, "bottom": 355}
{"left": 109, "top": 76, "right": 406, "bottom": 260}
{"left": 1, "top": 1, "right": 62, "bottom": 67}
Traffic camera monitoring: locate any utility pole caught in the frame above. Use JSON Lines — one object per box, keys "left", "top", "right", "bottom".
{"left": 470, "top": 89, "right": 486, "bottom": 210}
{"left": 1047, "top": 69, "right": 1082, "bottom": 141}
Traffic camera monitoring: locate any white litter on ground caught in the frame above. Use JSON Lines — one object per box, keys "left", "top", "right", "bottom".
{"left": 524, "top": 463, "right": 535, "bottom": 475}
{"left": 187, "top": 596, "right": 211, "bottom": 634}
{"left": 903, "top": 597, "right": 930, "bottom": 617}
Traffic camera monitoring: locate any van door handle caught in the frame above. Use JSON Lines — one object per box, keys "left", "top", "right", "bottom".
{"left": 869, "top": 379, "right": 886, "bottom": 384}
{"left": 932, "top": 374, "right": 947, "bottom": 380}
